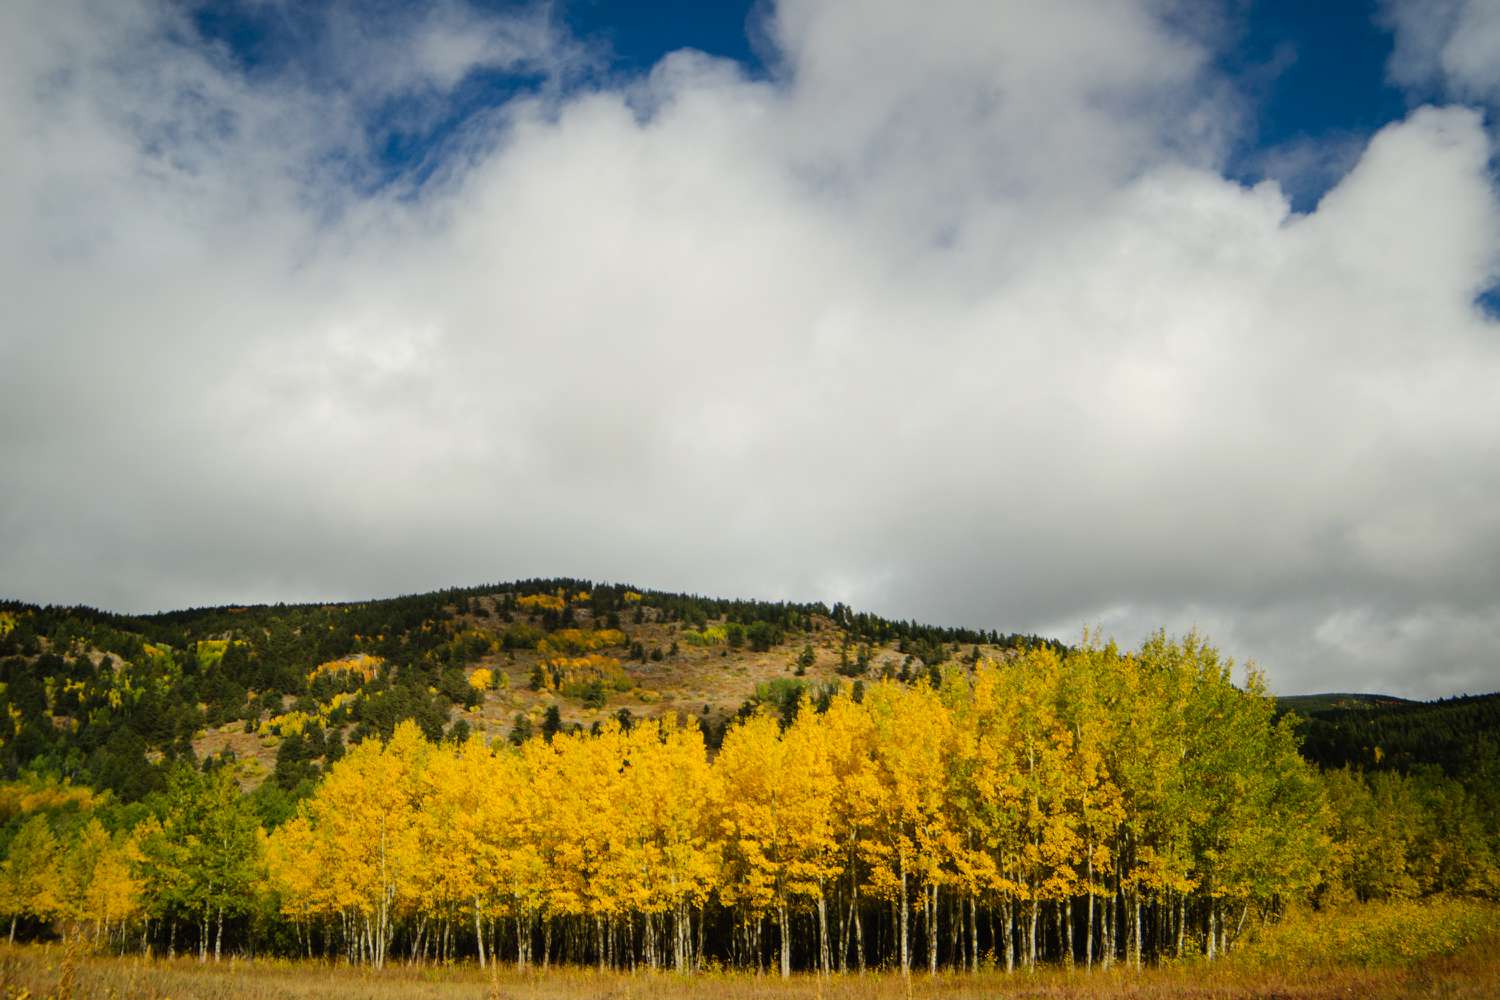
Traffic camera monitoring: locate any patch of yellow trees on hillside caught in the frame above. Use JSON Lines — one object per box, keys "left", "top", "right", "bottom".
{"left": 307, "top": 654, "right": 384, "bottom": 685}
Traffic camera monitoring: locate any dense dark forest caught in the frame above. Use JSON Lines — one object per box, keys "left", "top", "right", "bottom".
{"left": 1291, "top": 692, "right": 1500, "bottom": 778}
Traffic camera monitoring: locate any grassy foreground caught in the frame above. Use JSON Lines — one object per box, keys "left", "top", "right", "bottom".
{"left": 4, "top": 901, "right": 1498, "bottom": 1000}
{"left": 2, "top": 945, "right": 1499, "bottom": 1000}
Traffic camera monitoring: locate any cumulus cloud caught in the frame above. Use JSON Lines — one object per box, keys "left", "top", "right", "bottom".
{"left": 1382, "top": 0, "right": 1500, "bottom": 104}
{"left": 1, "top": 0, "right": 1498, "bottom": 698}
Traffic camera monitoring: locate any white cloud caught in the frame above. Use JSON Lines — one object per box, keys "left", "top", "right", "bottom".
{"left": 1, "top": 0, "right": 1498, "bottom": 699}
{"left": 1382, "top": 0, "right": 1500, "bottom": 105}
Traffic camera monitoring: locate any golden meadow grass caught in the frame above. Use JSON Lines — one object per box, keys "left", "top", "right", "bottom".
{"left": 2, "top": 899, "right": 1497, "bottom": 1000}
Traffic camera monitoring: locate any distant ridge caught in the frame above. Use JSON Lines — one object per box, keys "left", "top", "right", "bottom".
{"left": 1275, "top": 692, "right": 1415, "bottom": 714}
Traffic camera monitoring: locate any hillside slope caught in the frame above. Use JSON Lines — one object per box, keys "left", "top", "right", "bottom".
{"left": 0, "top": 580, "right": 1054, "bottom": 802}
{"left": 1287, "top": 691, "right": 1500, "bottom": 777}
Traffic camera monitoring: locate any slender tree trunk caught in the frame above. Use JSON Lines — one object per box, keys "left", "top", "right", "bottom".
{"left": 927, "top": 884, "right": 938, "bottom": 976}
{"left": 968, "top": 894, "right": 978, "bottom": 973}
{"left": 949, "top": 889, "right": 960, "bottom": 969}
{"left": 1105, "top": 887, "right": 1117, "bottom": 969}
{"left": 214, "top": 906, "right": 223, "bottom": 962}
{"left": 1132, "top": 894, "right": 1142, "bottom": 970}
{"left": 858, "top": 893, "right": 870, "bottom": 971}
{"left": 898, "top": 862, "right": 911, "bottom": 975}
{"left": 777, "top": 901, "right": 791, "bottom": 978}
{"left": 1176, "top": 896, "right": 1185, "bottom": 959}
{"left": 1002, "top": 899, "right": 1014, "bottom": 973}
{"left": 817, "top": 893, "right": 831, "bottom": 974}
{"left": 471, "top": 904, "right": 485, "bottom": 970}
{"left": 697, "top": 906, "right": 707, "bottom": 973}
{"left": 1026, "top": 898, "right": 1038, "bottom": 970}
{"left": 1085, "top": 856, "right": 1096, "bottom": 969}
{"left": 1065, "top": 898, "right": 1074, "bottom": 968}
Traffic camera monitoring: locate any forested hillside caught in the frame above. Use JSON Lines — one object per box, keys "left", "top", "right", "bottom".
{"left": 0, "top": 583, "right": 1495, "bottom": 975}
{"left": 0, "top": 581, "right": 1054, "bottom": 811}
{"left": 1291, "top": 692, "right": 1500, "bottom": 778}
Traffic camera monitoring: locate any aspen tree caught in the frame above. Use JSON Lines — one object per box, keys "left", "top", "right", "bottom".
{"left": 140, "top": 765, "right": 264, "bottom": 963}
{"left": 863, "top": 680, "right": 954, "bottom": 975}
{"left": 413, "top": 738, "right": 492, "bottom": 966}
{"left": 270, "top": 721, "right": 426, "bottom": 967}
{"left": 818, "top": 691, "right": 883, "bottom": 972}
{"left": 0, "top": 815, "right": 62, "bottom": 943}
{"left": 713, "top": 708, "right": 837, "bottom": 976}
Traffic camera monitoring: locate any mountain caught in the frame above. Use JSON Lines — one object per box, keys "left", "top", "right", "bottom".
{"left": 1275, "top": 693, "right": 1415, "bottom": 714}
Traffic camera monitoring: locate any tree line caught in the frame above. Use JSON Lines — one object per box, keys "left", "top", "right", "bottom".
{"left": 4, "top": 632, "right": 1495, "bottom": 974}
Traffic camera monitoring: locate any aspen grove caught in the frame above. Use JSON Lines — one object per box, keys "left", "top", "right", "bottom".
{"left": 265, "top": 634, "right": 1332, "bottom": 974}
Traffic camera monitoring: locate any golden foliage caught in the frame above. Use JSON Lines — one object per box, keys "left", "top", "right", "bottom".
{"left": 258, "top": 691, "right": 355, "bottom": 738}
{"left": 0, "top": 775, "right": 102, "bottom": 820}
{"left": 537, "top": 629, "right": 624, "bottom": 657}
{"left": 539, "top": 655, "right": 630, "bottom": 698}
{"left": 517, "top": 593, "right": 566, "bottom": 612}
{"left": 308, "top": 653, "right": 384, "bottom": 685}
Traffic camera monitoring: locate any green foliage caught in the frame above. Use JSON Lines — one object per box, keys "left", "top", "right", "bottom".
{"left": 746, "top": 678, "right": 808, "bottom": 727}
{"left": 1320, "top": 765, "right": 1499, "bottom": 901}
{"left": 139, "top": 763, "right": 264, "bottom": 951}
{"left": 578, "top": 679, "right": 608, "bottom": 709}
{"left": 746, "top": 621, "right": 783, "bottom": 652}
{"left": 194, "top": 640, "right": 232, "bottom": 670}
{"left": 542, "top": 704, "right": 563, "bottom": 742}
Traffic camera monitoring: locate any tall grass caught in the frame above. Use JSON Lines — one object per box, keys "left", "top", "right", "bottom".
{"left": 2, "top": 946, "right": 1498, "bottom": 999}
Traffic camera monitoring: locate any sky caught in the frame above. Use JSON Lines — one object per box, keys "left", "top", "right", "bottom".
{"left": 2, "top": 0, "right": 1499, "bottom": 699}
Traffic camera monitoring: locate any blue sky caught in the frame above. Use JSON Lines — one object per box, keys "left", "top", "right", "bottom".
{"left": 189, "top": 0, "right": 1431, "bottom": 211}
{"left": 4, "top": 0, "right": 1500, "bottom": 698}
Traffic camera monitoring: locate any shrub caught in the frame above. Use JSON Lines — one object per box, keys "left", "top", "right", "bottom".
{"left": 1235, "top": 897, "right": 1500, "bottom": 968}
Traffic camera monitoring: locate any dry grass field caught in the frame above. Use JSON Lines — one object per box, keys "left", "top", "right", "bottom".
{"left": 3, "top": 942, "right": 1498, "bottom": 1000}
